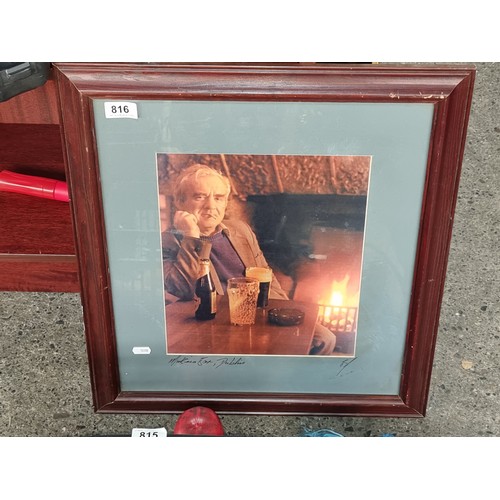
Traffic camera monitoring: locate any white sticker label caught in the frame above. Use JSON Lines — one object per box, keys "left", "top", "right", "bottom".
{"left": 104, "top": 101, "right": 138, "bottom": 119}
{"left": 132, "top": 346, "right": 151, "bottom": 355}
{"left": 131, "top": 428, "right": 168, "bottom": 438}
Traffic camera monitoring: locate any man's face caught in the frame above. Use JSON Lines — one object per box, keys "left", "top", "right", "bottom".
{"left": 178, "top": 174, "right": 229, "bottom": 236}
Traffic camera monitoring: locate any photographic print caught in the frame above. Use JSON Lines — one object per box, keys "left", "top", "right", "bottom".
{"left": 158, "top": 153, "right": 370, "bottom": 357}
{"left": 54, "top": 63, "right": 474, "bottom": 415}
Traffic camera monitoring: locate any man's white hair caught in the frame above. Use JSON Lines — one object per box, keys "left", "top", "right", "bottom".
{"left": 173, "top": 164, "right": 231, "bottom": 206}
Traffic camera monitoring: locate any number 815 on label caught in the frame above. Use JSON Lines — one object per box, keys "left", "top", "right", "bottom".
{"left": 131, "top": 427, "right": 167, "bottom": 438}
{"left": 104, "top": 101, "right": 138, "bottom": 119}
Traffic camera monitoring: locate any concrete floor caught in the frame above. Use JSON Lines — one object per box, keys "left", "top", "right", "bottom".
{"left": 1, "top": 62, "right": 498, "bottom": 437}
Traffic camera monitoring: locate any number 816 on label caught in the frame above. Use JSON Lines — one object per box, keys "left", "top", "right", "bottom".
{"left": 104, "top": 101, "right": 138, "bottom": 119}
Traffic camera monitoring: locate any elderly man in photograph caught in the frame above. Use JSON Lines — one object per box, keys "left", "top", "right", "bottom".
{"left": 162, "top": 164, "right": 336, "bottom": 355}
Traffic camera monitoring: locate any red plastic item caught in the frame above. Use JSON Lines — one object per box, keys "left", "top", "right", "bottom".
{"left": 0, "top": 170, "right": 69, "bottom": 202}
{"left": 173, "top": 406, "right": 225, "bottom": 436}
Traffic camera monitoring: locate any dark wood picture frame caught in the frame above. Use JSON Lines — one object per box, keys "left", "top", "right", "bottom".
{"left": 54, "top": 63, "right": 475, "bottom": 416}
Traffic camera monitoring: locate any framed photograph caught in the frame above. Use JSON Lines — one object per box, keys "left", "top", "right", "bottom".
{"left": 54, "top": 63, "right": 475, "bottom": 416}
{"left": 158, "top": 152, "right": 369, "bottom": 358}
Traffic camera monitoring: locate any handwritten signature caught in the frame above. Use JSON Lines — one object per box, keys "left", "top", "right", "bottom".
{"left": 168, "top": 355, "right": 246, "bottom": 369}
{"left": 336, "top": 357, "right": 357, "bottom": 377}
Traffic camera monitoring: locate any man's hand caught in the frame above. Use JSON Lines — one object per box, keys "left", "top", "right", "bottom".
{"left": 173, "top": 210, "right": 201, "bottom": 238}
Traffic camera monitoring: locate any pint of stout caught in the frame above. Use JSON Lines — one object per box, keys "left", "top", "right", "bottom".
{"left": 245, "top": 267, "right": 272, "bottom": 308}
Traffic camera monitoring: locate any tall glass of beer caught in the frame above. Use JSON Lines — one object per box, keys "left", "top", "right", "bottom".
{"left": 227, "top": 277, "right": 259, "bottom": 325}
{"left": 245, "top": 267, "right": 272, "bottom": 308}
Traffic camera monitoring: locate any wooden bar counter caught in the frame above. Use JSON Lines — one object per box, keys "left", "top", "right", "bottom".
{"left": 166, "top": 297, "right": 318, "bottom": 356}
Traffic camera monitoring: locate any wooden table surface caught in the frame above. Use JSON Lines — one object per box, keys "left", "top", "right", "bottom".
{"left": 166, "top": 297, "right": 318, "bottom": 356}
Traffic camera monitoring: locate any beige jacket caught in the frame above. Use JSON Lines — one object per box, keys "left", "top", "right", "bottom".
{"left": 162, "top": 219, "right": 288, "bottom": 304}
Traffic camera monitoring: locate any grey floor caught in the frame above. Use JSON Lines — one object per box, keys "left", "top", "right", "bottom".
{"left": 1, "top": 62, "right": 498, "bottom": 437}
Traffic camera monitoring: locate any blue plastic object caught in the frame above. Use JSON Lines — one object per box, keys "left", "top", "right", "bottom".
{"left": 302, "top": 427, "right": 344, "bottom": 437}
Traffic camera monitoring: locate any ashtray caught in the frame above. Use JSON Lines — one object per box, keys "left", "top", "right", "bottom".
{"left": 268, "top": 308, "right": 305, "bottom": 326}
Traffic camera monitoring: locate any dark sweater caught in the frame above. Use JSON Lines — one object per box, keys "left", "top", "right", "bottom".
{"left": 201, "top": 230, "right": 245, "bottom": 292}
